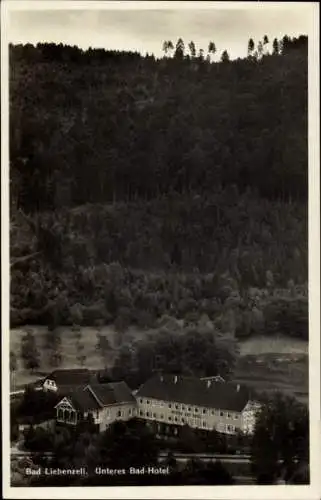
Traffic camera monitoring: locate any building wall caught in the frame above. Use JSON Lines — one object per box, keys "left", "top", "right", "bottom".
{"left": 55, "top": 396, "right": 137, "bottom": 431}
{"left": 43, "top": 379, "right": 58, "bottom": 392}
{"left": 137, "top": 397, "right": 242, "bottom": 434}
{"left": 93, "top": 402, "right": 138, "bottom": 432}
{"left": 241, "top": 401, "right": 261, "bottom": 434}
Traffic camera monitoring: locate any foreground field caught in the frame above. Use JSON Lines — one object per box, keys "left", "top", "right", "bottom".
{"left": 10, "top": 327, "right": 308, "bottom": 404}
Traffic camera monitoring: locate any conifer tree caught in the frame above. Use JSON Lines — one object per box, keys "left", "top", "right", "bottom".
{"left": 188, "top": 41, "right": 196, "bottom": 58}
{"left": 221, "top": 50, "right": 230, "bottom": 63}
{"left": 248, "top": 38, "right": 255, "bottom": 57}
{"left": 174, "top": 38, "right": 185, "bottom": 59}
{"left": 272, "top": 38, "right": 279, "bottom": 55}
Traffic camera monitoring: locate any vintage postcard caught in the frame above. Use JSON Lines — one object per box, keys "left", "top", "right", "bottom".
{"left": 1, "top": 1, "right": 320, "bottom": 499}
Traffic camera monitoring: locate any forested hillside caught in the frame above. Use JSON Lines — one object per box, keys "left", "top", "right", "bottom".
{"left": 9, "top": 36, "right": 308, "bottom": 337}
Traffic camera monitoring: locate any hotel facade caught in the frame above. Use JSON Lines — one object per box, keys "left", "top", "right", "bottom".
{"left": 51, "top": 370, "right": 261, "bottom": 435}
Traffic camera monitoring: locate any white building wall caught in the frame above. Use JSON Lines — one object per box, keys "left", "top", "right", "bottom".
{"left": 43, "top": 379, "right": 58, "bottom": 392}
{"left": 56, "top": 398, "right": 137, "bottom": 431}
{"left": 137, "top": 397, "right": 243, "bottom": 434}
{"left": 241, "top": 401, "right": 261, "bottom": 434}
{"left": 97, "top": 402, "right": 138, "bottom": 432}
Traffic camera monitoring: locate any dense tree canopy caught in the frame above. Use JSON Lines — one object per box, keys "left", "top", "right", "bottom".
{"left": 10, "top": 35, "right": 307, "bottom": 214}
{"left": 9, "top": 35, "right": 308, "bottom": 337}
{"left": 111, "top": 325, "right": 238, "bottom": 388}
{"left": 251, "top": 392, "right": 309, "bottom": 484}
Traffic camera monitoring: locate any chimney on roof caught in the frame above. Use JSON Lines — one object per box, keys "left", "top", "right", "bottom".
{"left": 236, "top": 384, "right": 240, "bottom": 392}
{"left": 207, "top": 380, "right": 211, "bottom": 388}
{"left": 174, "top": 375, "right": 178, "bottom": 384}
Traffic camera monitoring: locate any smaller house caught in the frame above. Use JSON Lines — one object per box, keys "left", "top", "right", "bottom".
{"left": 55, "top": 381, "right": 137, "bottom": 432}
{"left": 43, "top": 369, "right": 94, "bottom": 393}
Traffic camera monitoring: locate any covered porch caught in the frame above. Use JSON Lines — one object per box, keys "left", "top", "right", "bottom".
{"left": 55, "top": 397, "right": 79, "bottom": 425}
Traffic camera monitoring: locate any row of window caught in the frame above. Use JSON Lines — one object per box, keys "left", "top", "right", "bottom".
{"left": 45, "top": 379, "right": 56, "bottom": 387}
{"left": 141, "top": 411, "right": 237, "bottom": 433}
{"left": 115, "top": 408, "right": 136, "bottom": 418}
{"left": 57, "top": 408, "right": 77, "bottom": 423}
{"left": 139, "top": 411, "right": 236, "bottom": 431}
{"left": 57, "top": 406, "right": 237, "bottom": 433}
{"left": 86, "top": 407, "right": 136, "bottom": 420}
{"left": 217, "top": 423, "right": 236, "bottom": 433}
{"left": 139, "top": 399, "right": 239, "bottom": 419}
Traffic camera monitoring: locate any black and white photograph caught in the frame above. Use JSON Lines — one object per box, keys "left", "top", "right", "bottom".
{"left": 1, "top": 1, "right": 320, "bottom": 498}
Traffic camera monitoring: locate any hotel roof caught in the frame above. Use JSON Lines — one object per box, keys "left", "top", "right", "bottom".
{"left": 136, "top": 374, "right": 251, "bottom": 412}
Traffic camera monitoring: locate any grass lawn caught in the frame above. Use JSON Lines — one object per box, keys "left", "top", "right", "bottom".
{"left": 239, "top": 335, "right": 308, "bottom": 356}
{"left": 235, "top": 335, "right": 308, "bottom": 404}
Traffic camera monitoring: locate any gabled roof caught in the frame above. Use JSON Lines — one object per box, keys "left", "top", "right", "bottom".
{"left": 56, "top": 381, "right": 135, "bottom": 412}
{"left": 136, "top": 374, "right": 251, "bottom": 412}
{"left": 106, "top": 381, "right": 136, "bottom": 404}
{"left": 71, "top": 390, "right": 102, "bottom": 412}
{"left": 87, "top": 382, "right": 136, "bottom": 406}
{"left": 57, "top": 386, "right": 102, "bottom": 412}
{"left": 44, "top": 369, "right": 93, "bottom": 386}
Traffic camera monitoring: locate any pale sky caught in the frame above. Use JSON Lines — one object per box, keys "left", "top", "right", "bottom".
{"left": 7, "top": 3, "right": 313, "bottom": 60}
